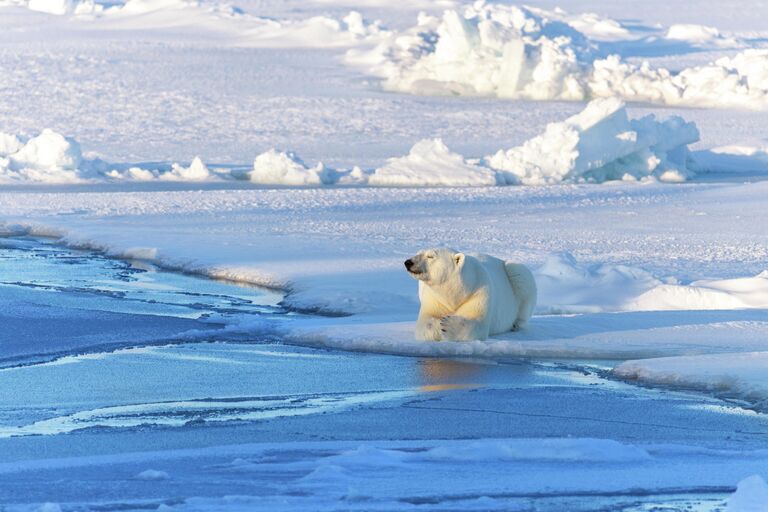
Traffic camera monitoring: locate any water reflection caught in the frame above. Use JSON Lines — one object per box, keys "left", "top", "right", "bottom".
{"left": 418, "top": 357, "right": 533, "bottom": 393}
{"left": 418, "top": 358, "right": 483, "bottom": 392}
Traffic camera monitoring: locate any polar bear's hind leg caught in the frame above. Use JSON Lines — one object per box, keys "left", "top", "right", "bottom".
{"left": 504, "top": 262, "right": 537, "bottom": 330}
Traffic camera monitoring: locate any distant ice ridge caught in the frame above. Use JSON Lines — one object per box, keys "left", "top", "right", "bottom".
{"left": 347, "top": 2, "right": 768, "bottom": 109}
{"left": 0, "top": 99, "right": 699, "bottom": 185}
{"left": 5, "top": 0, "right": 386, "bottom": 48}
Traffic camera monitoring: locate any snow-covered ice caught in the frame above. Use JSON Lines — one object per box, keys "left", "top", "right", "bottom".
{"left": 615, "top": 352, "right": 768, "bottom": 408}
{"left": 351, "top": 2, "right": 768, "bottom": 109}
{"left": 0, "top": 100, "right": 703, "bottom": 185}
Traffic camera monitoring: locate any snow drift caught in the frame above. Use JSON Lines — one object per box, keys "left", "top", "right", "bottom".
{"left": 349, "top": 2, "right": 768, "bottom": 109}
{"left": 368, "top": 139, "right": 497, "bottom": 186}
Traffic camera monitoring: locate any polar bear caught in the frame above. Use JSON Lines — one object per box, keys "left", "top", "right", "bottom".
{"left": 404, "top": 248, "right": 537, "bottom": 341}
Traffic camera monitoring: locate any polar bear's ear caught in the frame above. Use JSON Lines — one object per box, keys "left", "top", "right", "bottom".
{"left": 453, "top": 252, "right": 465, "bottom": 267}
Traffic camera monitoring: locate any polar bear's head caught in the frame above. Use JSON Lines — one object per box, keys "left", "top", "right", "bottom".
{"left": 404, "top": 248, "right": 465, "bottom": 286}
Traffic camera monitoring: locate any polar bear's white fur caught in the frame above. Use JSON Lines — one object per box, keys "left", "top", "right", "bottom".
{"left": 404, "top": 248, "right": 537, "bottom": 341}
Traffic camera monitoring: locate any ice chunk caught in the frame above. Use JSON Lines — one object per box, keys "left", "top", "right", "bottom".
{"left": 164, "top": 157, "right": 213, "bottom": 181}
{"left": 249, "top": 149, "right": 331, "bottom": 186}
{"left": 0, "top": 129, "right": 87, "bottom": 183}
{"left": 351, "top": 3, "right": 768, "bottom": 109}
{"left": 484, "top": 98, "right": 699, "bottom": 185}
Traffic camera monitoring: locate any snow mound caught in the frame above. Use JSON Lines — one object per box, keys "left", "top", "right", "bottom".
{"left": 105, "top": 157, "right": 217, "bottom": 181}
{"left": 369, "top": 139, "right": 497, "bottom": 187}
{"left": 728, "top": 475, "right": 768, "bottom": 512}
{"left": 666, "top": 24, "right": 739, "bottom": 48}
{"left": 249, "top": 150, "right": 332, "bottom": 186}
{"left": 535, "top": 252, "right": 662, "bottom": 313}
{"left": 0, "top": 129, "right": 88, "bottom": 183}
{"left": 165, "top": 157, "right": 213, "bottom": 181}
{"left": 484, "top": 98, "right": 699, "bottom": 185}
{"left": 350, "top": 3, "right": 768, "bottom": 109}
{"left": 627, "top": 272, "right": 768, "bottom": 311}
{"left": 615, "top": 352, "right": 768, "bottom": 409}
{"left": 134, "top": 469, "right": 170, "bottom": 481}
{"left": 560, "top": 12, "right": 630, "bottom": 41}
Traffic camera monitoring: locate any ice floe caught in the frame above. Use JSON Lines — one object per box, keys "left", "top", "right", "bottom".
{"left": 615, "top": 352, "right": 768, "bottom": 409}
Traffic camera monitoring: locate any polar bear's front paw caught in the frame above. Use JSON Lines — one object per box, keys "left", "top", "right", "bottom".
{"left": 416, "top": 317, "right": 442, "bottom": 341}
{"left": 440, "top": 315, "right": 470, "bottom": 341}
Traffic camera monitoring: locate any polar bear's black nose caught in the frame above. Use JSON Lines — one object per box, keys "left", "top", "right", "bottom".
{"left": 404, "top": 259, "right": 414, "bottom": 270}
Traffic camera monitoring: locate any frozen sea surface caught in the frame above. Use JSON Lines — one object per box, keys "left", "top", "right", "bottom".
{"left": 1, "top": 237, "right": 768, "bottom": 511}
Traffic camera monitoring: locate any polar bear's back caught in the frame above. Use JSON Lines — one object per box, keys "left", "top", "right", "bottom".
{"left": 472, "top": 253, "right": 537, "bottom": 334}
{"left": 472, "top": 253, "right": 520, "bottom": 334}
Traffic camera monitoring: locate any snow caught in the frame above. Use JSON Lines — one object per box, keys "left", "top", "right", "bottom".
{"left": 728, "top": 475, "right": 768, "bottom": 512}
{"left": 628, "top": 271, "right": 768, "bottom": 311}
{"left": 666, "top": 24, "right": 739, "bottom": 48}
{"left": 0, "top": 129, "right": 85, "bottom": 183}
{"left": 615, "top": 352, "right": 768, "bottom": 407}
{"left": 249, "top": 149, "right": 330, "bottom": 186}
{"left": 15, "top": 0, "right": 388, "bottom": 49}
{"left": 34, "top": 504, "right": 62, "bottom": 512}
{"left": 369, "top": 138, "right": 497, "bottom": 186}
{"left": 388, "top": 437, "right": 652, "bottom": 463}
{"left": 134, "top": 469, "right": 171, "bottom": 481}
{"left": 0, "top": 101, "right": 702, "bottom": 186}
{"left": 166, "top": 157, "right": 214, "bottom": 182}
{"left": 692, "top": 144, "right": 768, "bottom": 174}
